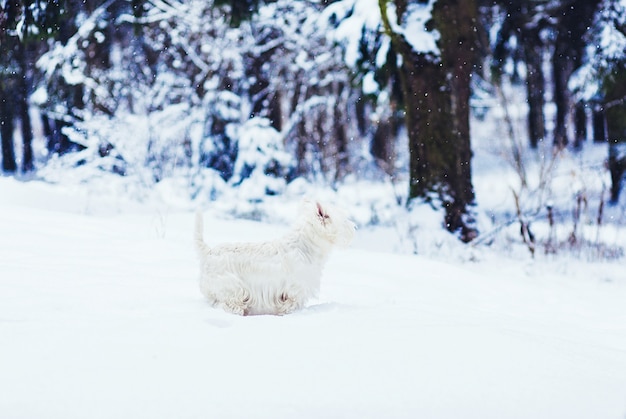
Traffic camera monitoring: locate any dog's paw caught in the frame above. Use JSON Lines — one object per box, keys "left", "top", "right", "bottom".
{"left": 276, "top": 293, "right": 300, "bottom": 315}
{"left": 219, "top": 299, "right": 248, "bottom": 316}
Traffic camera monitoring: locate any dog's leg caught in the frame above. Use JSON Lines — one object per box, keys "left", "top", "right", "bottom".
{"left": 217, "top": 299, "right": 248, "bottom": 316}
{"left": 275, "top": 290, "right": 302, "bottom": 315}
{"left": 211, "top": 275, "right": 251, "bottom": 316}
{"left": 222, "top": 289, "right": 251, "bottom": 316}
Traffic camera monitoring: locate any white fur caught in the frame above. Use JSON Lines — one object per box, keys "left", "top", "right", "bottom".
{"left": 194, "top": 199, "right": 355, "bottom": 316}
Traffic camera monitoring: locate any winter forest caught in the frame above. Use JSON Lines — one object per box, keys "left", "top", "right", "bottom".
{"left": 2, "top": 1, "right": 626, "bottom": 417}
{"left": 0, "top": 0, "right": 625, "bottom": 251}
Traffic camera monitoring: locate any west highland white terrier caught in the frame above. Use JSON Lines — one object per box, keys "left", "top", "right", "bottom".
{"left": 194, "top": 199, "right": 355, "bottom": 315}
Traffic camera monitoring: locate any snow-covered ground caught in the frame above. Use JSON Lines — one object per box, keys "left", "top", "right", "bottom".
{"left": 1, "top": 177, "right": 625, "bottom": 419}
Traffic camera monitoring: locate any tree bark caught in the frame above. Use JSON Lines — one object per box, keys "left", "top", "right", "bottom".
{"left": 0, "top": 89, "right": 17, "bottom": 173}
{"left": 574, "top": 102, "right": 587, "bottom": 149}
{"left": 379, "top": 0, "right": 478, "bottom": 241}
{"left": 552, "top": 46, "right": 571, "bottom": 149}
{"left": 603, "top": 65, "right": 626, "bottom": 203}
{"left": 592, "top": 106, "right": 606, "bottom": 143}
{"left": 370, "top": 91, "right": 401, "bottom": 175}
{"left": 434, "top": 0, "right": 477, "bottom": 241}
{"left": 551, "top": 0, "right": 601, "bottom": 149}
{"left": 16, "top": 41, "right": 34, "bottom": 172}
{"left": 523, "top": 38, "right": 545, "bottom": 148}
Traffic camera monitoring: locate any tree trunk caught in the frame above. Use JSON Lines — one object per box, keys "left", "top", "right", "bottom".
{"left": 379, "top": 0, "right": 478, "bottom": 242}
{"left": 574, "top": 102, "right": 587, "bottom": 149}
{"left": 332, "top": 87, "right": 349, "bottom": 182}
{"left": 551, "top": 0, "right": 601, "bottom": 149}
{"left": 433, "top": 0, "right": 477, "bottom": 241}
{"left": 523, "top": 38, "right": 545, "bottom": 148}
{"left": 608, "top": 142, "right": 626, "bottom": 203}
{"left": 0, "top": 88, "right": 17, "bottom": 173}
{"left": 552, "top": 47, "right": 571, "bottom": 149}
{"left": 19, "top": 91, "right": 34, "bottom": 172}
{"left": 592, "top": 105, "right": 606, "bottom": 143}
{"left": 370, "top": 97, "right": 400, "bottom": 175}
{"left": 16, "top": 42, "right": 34, "bottom": 172}
{"left": 604, "top": 66, "right": 626, "bottom": 203}
{"left": 245, "top": 35, "right": 283, "bottom": 131}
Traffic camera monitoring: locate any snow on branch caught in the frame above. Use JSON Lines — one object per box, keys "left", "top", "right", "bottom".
{"left": 384, "top": 0, "right": 440, "bottom": 56}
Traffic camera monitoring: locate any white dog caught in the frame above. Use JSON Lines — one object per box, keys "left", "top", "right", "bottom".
{"left": 194, "top": 199, "right": 355, "bottom": 315}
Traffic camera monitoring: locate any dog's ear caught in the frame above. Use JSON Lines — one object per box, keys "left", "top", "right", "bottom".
{"left": 316, "top": 201, "right": 330, "bottom": 221}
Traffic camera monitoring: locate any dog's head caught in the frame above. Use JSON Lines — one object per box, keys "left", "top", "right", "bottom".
{"left": 300, "top": 199, "right": 356, "bottom": 247}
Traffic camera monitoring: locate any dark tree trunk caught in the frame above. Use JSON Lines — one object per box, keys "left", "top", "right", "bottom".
{"left": 551, "top": 0, "right": 602, "bottom": 149}
{"left": 0, "top": 90, "right": 17, "bottom": 173}
{"left": 16, "top": 42, "right": 34, "bottom": 172}
{"left": 294, "top": 118, "right": 308, "bottom": 178}
{"left": 604, "top": 66, "right": 626, "bottom": 203}
{"left": 41, "top": 114, "right": 55, "bottom": 151}
{"left": 379, "top": 0, "right": 478, "bottom": 242}
{"left": 592, "top": 105, "right": 606, "bottom": 143}
{"left": 379, "top": 1, "right": 441, "bottom": 199}
{"left": 333, "top": 102, "right": 349, "bottom": 182}
{"left": 371, "top": 119, "right": 397, "bottom": 175}
{"left": 609, "top": 142, "right": 626, "bottom": 203}
{"left": 434, "top": 0, "right": 477, "bottom": 241}
{"left": 0, "top": 7, "right": 17, "bottom": 173}
{"left": 19, "top": 93, "right": 34, "bottom": 172}
{"left": 370, "top": 99, "right": 400, "bottom": 175}
{"left": 552, "top": 48, "right": 571, "bottom": 149}
{"left": 355, "top": 95, "right": 367, "bottom": 137}
{"left": 574, "top": 103, "right": 587, "bottom": 149}
{"left": 523, "top": 40, "right": 545, "bottom": 148}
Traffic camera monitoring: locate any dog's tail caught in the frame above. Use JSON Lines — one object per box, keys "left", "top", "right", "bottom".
{"left": 194, "top": 211, "right": 210, "bottom": 255}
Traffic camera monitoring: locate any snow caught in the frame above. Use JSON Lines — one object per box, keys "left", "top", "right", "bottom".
{"left": 327, "top": 0, "right": 439, "bottom": 69}
{"left": 3, "top": 2, "right": 626, "bottom": 416}
{"left": 362, "top": 72, "right": 379, "bottom": 95}
{"left": 570, "top": 0, "right": 626, "bottom": 101}
{"left": 1, "top": 177, "right": 626, "bottom": 419}
{"left": 386, "top": 0, "right": 440, "bottom": 56}
{"left": 325, "top": 0, "right": 383, "bottom": 67}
